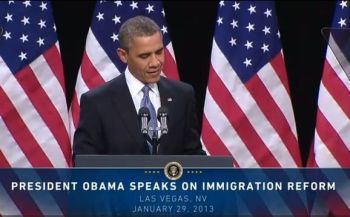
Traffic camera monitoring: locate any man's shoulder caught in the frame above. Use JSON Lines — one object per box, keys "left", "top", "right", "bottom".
{"left": 160, "top": 77, "right": 194, "bottom": 93}
{"left": 82, "top": 75, "right": 124, "bottom": 99}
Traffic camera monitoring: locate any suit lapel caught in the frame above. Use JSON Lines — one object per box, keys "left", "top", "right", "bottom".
{"left": 158, "top": 78, "right": 174, "bottom": 113}
{"left": 109, "top": 75, "right": 145, "bottom": 148}
{"left": 157, "top": 78, "right": 175, "bottom": 140}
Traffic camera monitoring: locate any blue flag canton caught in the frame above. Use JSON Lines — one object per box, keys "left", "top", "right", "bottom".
{"left": 332, "top": 1, "right": 350, "bottom": 27}
{"left": 92, "top": 1, "right": 171, "bottom": 73}
{"left": 0, "top": 1, "right": 57, "bottom": 73}
{"left": 214, "top": 1, "right": 282, "bottom": 82}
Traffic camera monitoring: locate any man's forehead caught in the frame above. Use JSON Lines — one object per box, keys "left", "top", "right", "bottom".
{"left": 128, "top": 34, "right": 163, "bottom": 49}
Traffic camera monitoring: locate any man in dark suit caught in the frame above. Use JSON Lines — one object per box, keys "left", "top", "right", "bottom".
{"left": 73, "top": 16, "right": 205, "bottom": 156}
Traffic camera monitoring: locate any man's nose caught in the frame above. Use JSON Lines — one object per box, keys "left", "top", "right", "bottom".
{"left": 149, "top": 54, "right": 161, "bottom": 67}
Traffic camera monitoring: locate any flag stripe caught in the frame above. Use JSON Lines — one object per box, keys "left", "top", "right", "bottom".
{"left": 264, "top": 54, "right": 298, "bottom": 136}
{"left": 0, "top": 151, "right": 10, "bottom": 167}
{"left": 270, "top": 52, "right": 291, "bottom": 95}
{"left": 166, "top": 42, "right": 176, "bottom": 63}
{"left": 16, "top": 65, "right": 71, "bottom": 166}
{"left": 85, "top": 29, "right": 120, "bottom": 81}
{"left": 313, "top": 131, "right": 341, "bottom": 167}
{"left": 201, "top": 115, "right": 239, "bottom": 166}
{"left": 80, "top": 51, "right": 106, "bottom": 89}
{"left": 70, "top": 92, "right": 80, "bottom": 130}
{"left": 316, "top": 110, "right": 350, "bottom": 167}
{"left": 246, "top": 65, "right": 300, "bottom": 166}
{"left": 318, "top": 81, "right": 350, "bottom": 150}
{"left": 202, "top": 88, "right": 258, "bottom": 166}
{"left": 0, "top": 86, "right": 53, "bottom": 167}
{"left": 73, "top": 71, "right": 90, "bottom": 105}
{"left": 36, "top": 53, "right": 70, "bottom": 132}
{"left": 311, "top": 48, "right": 350, "bottom": 168}
{"left": 201, "top": 114, "right": 232, "bottom": 156}
{"left": 208, "top": 64, "right": 280, "bottom": 167}
{"left": 0, "top": 119, "right": 32, "bottom": 167}
{"left": 0, "top": 60, "right": 65, "bottom": 168}
{"left": 69, "top": 71, "right": 89, "bottom": 135}
{"left": 325, "top": 38, "right": 350, "bottom": 92}
{"left": 322, "top": 60, "right": 350, "bottom": 118}
{"left": 44, "top": 44, "right": 66, "bottom": 93}
{"left": 163, "top": 44, "right": 179, "bottom": 80}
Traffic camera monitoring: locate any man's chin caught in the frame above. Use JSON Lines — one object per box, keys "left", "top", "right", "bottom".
{"left": 145, "top": 75, "right": 161, "bottom": 84}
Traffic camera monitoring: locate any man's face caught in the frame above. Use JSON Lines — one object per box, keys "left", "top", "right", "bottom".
{"left": 118, "top": 32, "right": 164, "bottom": 84}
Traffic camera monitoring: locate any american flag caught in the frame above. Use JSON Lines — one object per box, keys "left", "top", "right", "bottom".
{"left": 0, "top": 0, "right": 70, "bottom": 216}
{"left": 0, "top": 1, "right": 71, "bottom": 168}
{"left": 69, "top": 0, "right": 179, "bottom": 138}
{"left": 308, "top": 1, "right": 350, "bottom": 215}
{"left": 308, "top": 0, "right": 350, "bottom": 168}
{"left": 201, "top": 1, "right": 302, "bottom": 167}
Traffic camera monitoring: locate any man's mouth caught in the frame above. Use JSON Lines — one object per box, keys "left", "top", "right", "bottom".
{"left": 148, "top": 70, "right": 159, "bottom": 74}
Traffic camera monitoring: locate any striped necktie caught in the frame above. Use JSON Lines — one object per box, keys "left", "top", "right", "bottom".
{"left": 141, "top": 85, "right": 158, "bottom": 153}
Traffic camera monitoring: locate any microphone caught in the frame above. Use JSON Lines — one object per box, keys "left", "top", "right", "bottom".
{"left": 157, "top": 106, "right": 168, "bottom": 135}
{"left": 138, "top": 107, "right": 150, "bottom": 135}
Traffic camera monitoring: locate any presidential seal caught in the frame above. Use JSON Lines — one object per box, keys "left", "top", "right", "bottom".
{"left": 164, "top": 162, "right": 183, "bottom": 180}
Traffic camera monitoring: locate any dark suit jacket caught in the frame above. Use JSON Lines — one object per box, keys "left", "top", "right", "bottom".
{"left": 73, "top": 74, "right": 205, "bottom": 156}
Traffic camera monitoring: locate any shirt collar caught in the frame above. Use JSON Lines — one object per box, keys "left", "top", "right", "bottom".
{"left": 125, "top": 67, "right": 160, "bottom": 97}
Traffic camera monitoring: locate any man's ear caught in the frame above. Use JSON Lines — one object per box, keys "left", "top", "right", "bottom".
{"left": 117, "top": 48, "right": 128, "bottom": 63}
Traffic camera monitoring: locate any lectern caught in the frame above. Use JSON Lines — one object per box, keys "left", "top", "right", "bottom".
{"left": 74, "top": 155, "right": 234, "bottom": 168}
{"left": 70, "top": 155, "right": 236, "bottom": 216}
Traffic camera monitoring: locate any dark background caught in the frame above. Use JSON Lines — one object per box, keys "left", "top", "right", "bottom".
{"left": 51, "top": 1, "right": 336, "bottom": 165}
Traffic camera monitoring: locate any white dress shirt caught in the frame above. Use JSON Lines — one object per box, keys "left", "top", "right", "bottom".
{"left": 125, "top": 67, "right": 161, "bottom": 123}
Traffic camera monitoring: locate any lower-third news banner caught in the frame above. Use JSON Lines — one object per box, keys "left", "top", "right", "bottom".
{"left": 1, "top": 166, "right": 349, "bottom": 216}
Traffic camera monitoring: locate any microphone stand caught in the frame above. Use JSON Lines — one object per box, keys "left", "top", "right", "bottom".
{"left": 150, "top": 131, "right": 159, "bottom": 155}
{"left": 139, "top": 106, "right": 168, "bottom": 155}
{"left": 144, "top": 127, "right": 165, "bottom": 155}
